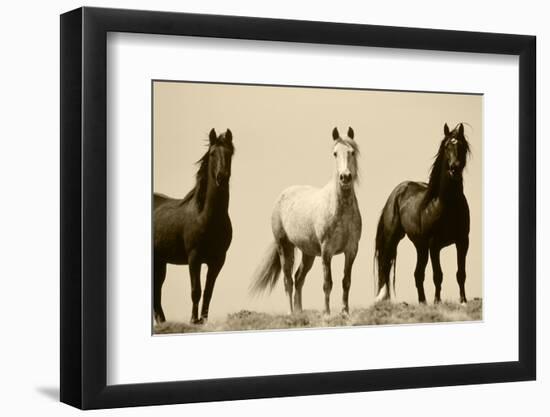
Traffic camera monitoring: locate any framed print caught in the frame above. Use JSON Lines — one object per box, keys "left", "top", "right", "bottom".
{"left": 60, "top": 6, "right": 536, "bottom": 409}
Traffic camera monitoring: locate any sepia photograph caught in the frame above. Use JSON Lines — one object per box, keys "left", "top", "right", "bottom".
{"left": 56, "top": 4, "right": 537, "bottom": 412}
{"left": 152, "top": 80, "right": 482, "bottom": 334}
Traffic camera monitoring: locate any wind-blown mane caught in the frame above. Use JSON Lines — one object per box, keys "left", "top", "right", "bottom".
{"left": 424, "top": 124, "right": 471, "bottom": 203}
{"left": 336, "top": 136, "right": 360, "bottom": 156}
{"left": 180, "top": 134, "right": 235, "bottom": 211}
{"left": 180, "top": 149, "right": 210, "bottom": 210}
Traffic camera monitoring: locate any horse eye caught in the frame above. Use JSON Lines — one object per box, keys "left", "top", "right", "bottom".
{"left": 333, "top": 152, "right": 337, "bottom": 157}
{"left": 351, "top": 151, "right": 355, "bottom": 156}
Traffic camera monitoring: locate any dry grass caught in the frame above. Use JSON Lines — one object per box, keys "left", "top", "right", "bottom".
{"left": 154, "top": 298, "right": 482, "bottom": 334}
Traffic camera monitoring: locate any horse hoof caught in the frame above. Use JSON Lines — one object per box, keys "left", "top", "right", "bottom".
{"left": 341, "top": 309, "right": 350, "bottom": 318}
{"left": 375, "top": 286, "right": 390, "bottom": 303}
{"left": 190, "top": 318, "right": 204, "bottom": 325}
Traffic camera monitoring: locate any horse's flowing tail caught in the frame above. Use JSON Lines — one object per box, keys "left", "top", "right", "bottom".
{"left": 250, "top": 242, "right": 282, "bottom": 295}
{"left": 374, "top": 202, "right": 400, "bottom": 301}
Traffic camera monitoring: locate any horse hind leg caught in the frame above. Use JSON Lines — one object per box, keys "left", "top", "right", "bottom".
{"left": 278, "top": 240, "right": 295, "bottom": 314}
{"left": 153, "top": 259, "right": 167, "bottom": 324}
{"left": 293, "top": 253, "right": 314, "bottom": 313}
{"left": 375, "top": 226, "right": 404, "bottom": 302}
{"left": 376, "top": 252, "right": 393, "bottom": 302}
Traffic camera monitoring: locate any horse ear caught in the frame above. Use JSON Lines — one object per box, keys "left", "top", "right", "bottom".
{"left": 225, "top": 129, "right": 233, "bottom": 142}
{"left": 458, "top": 123, "right": 464, "bottom": 137}
{"left": 332, "top": 127, "right": 339, "bottom": 141}
{"left": 209, "top": 128, "right": 217, "bottom": 144}
{"left": 347, "top": 127, "right": 354, "bottom": 140}
{"left": 444, "top": 123, "right": 450, "bottom": 137}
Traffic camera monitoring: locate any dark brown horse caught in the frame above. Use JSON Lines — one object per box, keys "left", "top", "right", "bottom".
{"left": 375, "top": 123, "right": 471, "bottom": 304}
{"left": 154, "top": 128, "right": 234, "bottom": 324}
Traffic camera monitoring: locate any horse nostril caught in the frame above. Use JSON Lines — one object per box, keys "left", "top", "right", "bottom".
{"left": 340, "top": 173, "right": 352, "bottom": 183}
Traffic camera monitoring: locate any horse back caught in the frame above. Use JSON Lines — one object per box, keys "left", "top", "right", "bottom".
{"left": 154, "top": 192, "right": 173, "bottom": 210}
{"left": 153, "top": 194, "right": 189, "bottom": 264}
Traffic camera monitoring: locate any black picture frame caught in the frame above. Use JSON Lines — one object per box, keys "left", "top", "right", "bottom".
{"left": 60, "top": 6, "right": 536, "bottom": 410}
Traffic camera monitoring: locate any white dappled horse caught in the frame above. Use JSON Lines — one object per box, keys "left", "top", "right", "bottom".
{"left": 251, "top": 127, "right": 362, "bottom": 315}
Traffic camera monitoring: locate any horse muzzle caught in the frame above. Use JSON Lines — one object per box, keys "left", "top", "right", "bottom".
{"left": 448, "top": 163, "right": 462, "bottom": 179}
{"left": 448, "top": 168, "right": 462, "bottom": 179}
{"left": 339, "top": 172, "right": 353, "bottom": 189}
{"left": 215, "top": 173, "right": 230, "bottom": 187}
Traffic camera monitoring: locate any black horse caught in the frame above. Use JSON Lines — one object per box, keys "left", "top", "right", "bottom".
{"left": 374, "top": 123, "right": 471, "bottom": 304}
{"left": 154, "top": 128, "right": 234, "bottom": 324}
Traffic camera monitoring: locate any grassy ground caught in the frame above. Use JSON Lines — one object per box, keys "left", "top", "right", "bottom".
{"left": 154, "top": 298, "right": 482, "bottom": 334}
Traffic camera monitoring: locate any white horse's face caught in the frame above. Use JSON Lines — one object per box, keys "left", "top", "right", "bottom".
{"left": 332, "top": 139, "right": 358, "bottom": 190}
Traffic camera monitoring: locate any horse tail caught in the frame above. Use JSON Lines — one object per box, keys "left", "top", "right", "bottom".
{"left": 249, "top": 242, "right": 282, "bottom": 295}
{"left": 374, "top": 193, "right": 401, "bottom": 301}
{"left": 374, "top": 213, "right": 389, "bottom": 297}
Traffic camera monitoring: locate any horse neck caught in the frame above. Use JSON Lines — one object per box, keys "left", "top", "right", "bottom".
{"left": 326, "top": 174, "right": 356, "bottom": 214}
{"left": 434, "top": 171, "right": 464, "bottom": 205}
{"left": 202, "top": 176, "right": 229, "bottom": 217}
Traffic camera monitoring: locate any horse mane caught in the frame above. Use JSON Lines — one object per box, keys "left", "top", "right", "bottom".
{"left": 336, "top": 137, "right": 360, "bottom": 155}
{"left": 180, "top": 149, "right": 210, "bottom": 210}
{"left": 180, "top": 133, "right": 234, "bottom": 211}
{"left": 425, "top": 124, "right": 471, "bottom": 202}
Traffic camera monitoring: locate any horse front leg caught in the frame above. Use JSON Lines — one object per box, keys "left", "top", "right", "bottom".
{"left": 188, "top": 252, "right": 202, "bottom": 324}
{"left": 200, "top": 256, "right": 225, "bottom": 322}
{"left": 430, "top": 245, "right": 443, "bottom": 303}
{"left": 342, "top": 247, "right": 357, "bottom": 315}
{"left": 456, "top": 238, "right": 469, "bottom": 304}
{"left": 414, "top": 245, "right": 429, "bottom": 304}
{"left": 321, "top": 250, "right": 333, "bottom": 315}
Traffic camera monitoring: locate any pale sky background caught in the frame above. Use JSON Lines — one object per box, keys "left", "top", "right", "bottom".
{"left": 153, "top": 81, "right": 482, "bottom": 321}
